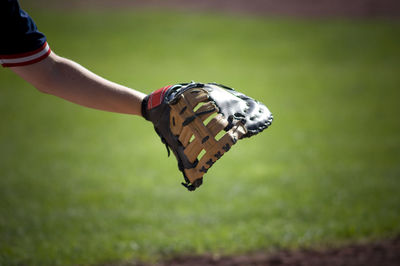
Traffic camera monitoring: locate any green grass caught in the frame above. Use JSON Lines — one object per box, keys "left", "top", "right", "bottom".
{"left": 1, "top": 8, "right": 400, "bottom": 266}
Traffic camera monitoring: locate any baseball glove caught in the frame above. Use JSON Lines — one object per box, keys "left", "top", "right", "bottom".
{"left": 142, "top": 82, "right": 273, "bottom": 191}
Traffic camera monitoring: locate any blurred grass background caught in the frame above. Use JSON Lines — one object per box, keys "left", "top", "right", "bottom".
{"left": 1, "top": 6, "right": 400, "bottom": 266}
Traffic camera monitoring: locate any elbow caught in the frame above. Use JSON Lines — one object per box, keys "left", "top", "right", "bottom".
{"left": 34, "top": 64, "right": 61, "bottom": 95}
{"left": 35, "top": 84, "right": 53, "bottom": 94}
{"left": 10, "top": 52, "right": 61, "bottom": 95}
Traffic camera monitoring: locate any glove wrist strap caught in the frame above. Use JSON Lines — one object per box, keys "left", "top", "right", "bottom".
{"left": 141, "top": 96, "right": 149, "bottom": 121}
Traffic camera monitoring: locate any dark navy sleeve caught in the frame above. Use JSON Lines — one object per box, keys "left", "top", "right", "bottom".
{"left": 0, "top": 0, "right": 51, "bottom": 67}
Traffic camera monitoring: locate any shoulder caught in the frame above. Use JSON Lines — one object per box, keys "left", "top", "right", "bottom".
{"left": 0, "top": 0, "right": 50, "bottom": 67}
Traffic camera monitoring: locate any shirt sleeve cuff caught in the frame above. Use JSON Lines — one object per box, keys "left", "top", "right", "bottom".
{"left": 0, "top": 42, "right": 51, "bottom": 67}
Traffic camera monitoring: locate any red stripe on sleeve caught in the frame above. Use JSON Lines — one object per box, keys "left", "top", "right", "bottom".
{"left": 2, "top": 48, "right": 51, "bottom": 67}
{"left": 0, "top": 42, "right": 48, "bottom": 59}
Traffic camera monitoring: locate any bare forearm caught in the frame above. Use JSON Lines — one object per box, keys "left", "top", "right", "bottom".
{"left": 11, "top": 52, "right": 146, "bottom": 116}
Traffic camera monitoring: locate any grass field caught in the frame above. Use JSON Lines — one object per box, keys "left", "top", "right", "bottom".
{"left": 1, "top": 8, "right": 400, "bottom": 266}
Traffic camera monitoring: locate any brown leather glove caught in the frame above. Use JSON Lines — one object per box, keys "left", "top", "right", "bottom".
{"left": 142, "top": 82, "right": 273, "bottom": 191}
